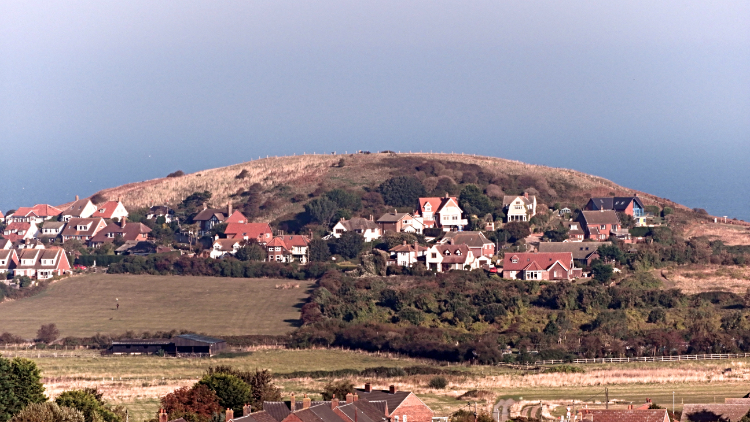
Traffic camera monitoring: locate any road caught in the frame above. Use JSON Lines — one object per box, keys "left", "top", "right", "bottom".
{"left": 494, "top": 399, "right": 515, "bottom": 422}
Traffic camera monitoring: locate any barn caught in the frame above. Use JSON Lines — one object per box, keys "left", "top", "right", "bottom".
{"left": 106, "top": 334, "right": 226, "bottom": 356}
{"left": 108, "top": 339, "right": 174, "bottom": 355}
{"left": 173, "top": 334, "right": 226, "bottom": 356}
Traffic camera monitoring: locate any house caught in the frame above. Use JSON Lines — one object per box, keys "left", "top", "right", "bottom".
{"left": 224, "top": 209, "right": 249, "bottom": 224}
{"left": 581, "top": 409, "right": 669, "bottom": 422}
{"left": 331, "top": 217, "right": 381, "bottom": 242}
{"left": 0, "top": 210, "right": 4, "bottom": 222}
{"left": 193, "top": 206, "right": 227, "bottom": 235}
{"left": 39, "top": 221, "right": 66, "bottom": 241}
{"left": 538, "top": 241, "right": 611, "bottom": 267}
{"left": 563, "top": 220, "right": 586, "bottom": 241}
{"left": 425, "top": 243, "right": 478, "bottom": 272}
{"left": 115, "top": 240, "right": 159, "bottom": 256}
{"left": 389, "top": 241, "right": 428, "bottom": 267}
{"left": 416, "top": 194, "right": 468, "bottom": 231}
{"left": 439, "top": 231, "right": 495, "bottom": 258}
{"left": 15, "top": 239, "right": 46, "bottom": 250}
{"left": 0, "top": 250, "right": 19, "bottom": 275}
{"left": 503, "top": 193, "right": 537, "bottom": 222}
{"left": 210, "top": 238, "right": 242, "bottom": 259}
{"left": 266, "top": 236, "right": 311, "bottom": 263}
{"left": 2, "top": 222, "right": 38, "bottom": 242}
{"left": 579, "top": 210, "right": 629, "bottom": 241}
{"left": 60, "top": 218, "right": 108, "bottom": 243}
{"left": 147, "top": 205, "right": 174, "bottom": 223}
{"left": 60, "top": 196, "right": 97, "bottom": 221}
{"left": 13, "top": 248, "right": 71, "bottom": 280}
{"left": 679, "top": 404, "right": 750, "bottom": 422}
{"left": 89, "top": 219, "right": 152, "bottom": 247}
{"left": 7, "top": 204, "right": 62, "bottom": 224}
{"left": 224, "top": 222, "right": 274, "bottom": 243}
{"left": 0, "top": 239, "right": 11, "bottom": 250}
{"left": 356, "top": 384, "right": 434, "bottom": 422}
{"left": 377, "top": 212, "right": 423, "bottom": 234}
{"left": 90, "top": 200, "right": 129, "bottom": 220}
{"left": 502, "top": 252, "right": 580, "bottom": 281}
{"left": 585, "top": 195, "right": 647, "bottom": 225}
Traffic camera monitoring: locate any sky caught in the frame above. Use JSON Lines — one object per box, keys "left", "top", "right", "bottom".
{"left": 1, "top": 1, "right": 748, "bottom": 219}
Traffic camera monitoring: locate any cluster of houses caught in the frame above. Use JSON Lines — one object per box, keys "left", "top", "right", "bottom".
{"left": 160, "top": 383, "right": 434, "bottom": 422}
{"left": 0, "top": 189, "right": 656, "bottom": 281}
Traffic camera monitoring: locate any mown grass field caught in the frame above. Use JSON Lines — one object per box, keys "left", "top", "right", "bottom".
{"left": 6, "top": 348, "right": 750, "bottom": 422}
{"left": 0, "top": 274, "right": 313, "bottom": 338}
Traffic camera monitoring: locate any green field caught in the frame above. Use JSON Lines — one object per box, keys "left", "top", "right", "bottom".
{"left": 0, "top": 274, "right": 314, "bottom": 337}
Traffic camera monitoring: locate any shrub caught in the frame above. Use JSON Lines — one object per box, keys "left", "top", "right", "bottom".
{"left": 544, "top": 365, "right": 585, "bottom": 374}
{"left": 333, "top": 232, "right": 364, "bottom": 259}
{"left": 167, "top": 170, "right": 185, "bottom": 178}
{"left": 428, "top": 376, "right": 448, "bottom": 389}
{"left": 304, "top": 198, "right": 338, "bottom": 226}
{"left": 55, "top": 389, "right": 122, "bottom": 422}
{"left": 10, "top": 402, "right": 84, "bottom": 422}
{"left": 378, "top": 176, "right": 426, "bottom": 207}
{"left": 647, "top": 308, "right": 666, "bottom": 324}
{"left": 321, "top": 380, "right": 354, "bottom": 401}
{"left": 591, "top": 262, "right": 614, "bottom": 284}
{"left": 197, "top": 373, "right": 251, "bottom": 415}
{"left": 36, "top": 324, "right": 59, "bottom": 344}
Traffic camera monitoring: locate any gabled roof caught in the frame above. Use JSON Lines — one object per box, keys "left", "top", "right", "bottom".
{"left": 225, "top": 210, "right": 249, "bottom": 224}
{"left": 354, "top": 388, "right": 414, "bottom": 415}
{"left": 263, "top": 402, "right": 292, "bottom": 422}
{"left": 390, "top": 243, "right": 428, "bottom": 253}
{"left": 15, "top": 249, "right": 67, "bottom": 270}
{"left": 522, "top": 260, "right": 543, "bottom": 271}
{"left": 0, "top": 239, "right": 11, "bottom": 249}
{"left": 338, "top": 217, "right": 379, "bottom": 232}
{"left": 4, "top": 222, "right": 32, "bottom": 232}
{"left": 41, "top": 221, "right": 66, "bottom": 230}
{"left": 588, "top": 196, "right": 645, "bottom": 212}
{"left": 538, "top": 242, "right": 611, "bottom": 260}
{"left": 91, "top": 201, "right": 126, "bottom": 219}
{"left": 587, "top": 409, "right": 668, "bottom": 422}
{"left": 0, "top": 250, "right": 18, "bottom": 270}
{"left": 62, "top": 199, "right": 94, "bottom": 217}
{"left": 376, "top": 213, "right": 411, "bottom": 223}
{"left": 680, "top": 404, "right": 750, "bottom": 422}
{"left": 502, "top": 194, "right": 535, "bottom": 207}
{"left": 266, "top": 236, "right": 309, "bottom": 251}
{"left": 213, "top": 238, "right": 241, "bottom": 251}
{"left": 90, "top": 222, "right": 152, "bottom": 243}
{"left": 175, "top": 333, "right": 224, "bottom": 343}
{"left": 149, "top": 205, "right": 173, "bottom": 215}
{"left": 581, "top": 210, "right": 620, "bottom": 226}
{"left": 502, "top": 252, "right": 573, "bottom": 272}
{"left": 193, "top": 208, "right": 226, "bottom": 222}
{"left": 433, "top": 244, "right": 472, "bottom": 264}
{"left": 418, "top": 196, "right": 460, "bottom": 216}
{"left": 224, "top": 223, "right": 273, "bottom": 240}
{"left": 441, "top": 231, "right": 493, "bottom": 247}
{"left": 61, "top": 218, "right": 106, "bottom": 237}
{"left": 234, "top": 411, "right": 279, "bottom": 422}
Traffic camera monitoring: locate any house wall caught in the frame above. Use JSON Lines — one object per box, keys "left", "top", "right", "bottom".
{"left": 391, "top": 394, "right": 434, "bottom": 422}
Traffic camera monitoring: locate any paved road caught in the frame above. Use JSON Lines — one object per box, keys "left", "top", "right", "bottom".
{"left": 493, "top": 399, "right": 515, "bottom": 422}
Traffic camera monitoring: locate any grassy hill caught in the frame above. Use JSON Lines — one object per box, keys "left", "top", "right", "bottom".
{"left": 93, "top": 152, "right": 686, "bottom": 219}
{"left": 0, "top": 274, "right": 313, "bottom": 338}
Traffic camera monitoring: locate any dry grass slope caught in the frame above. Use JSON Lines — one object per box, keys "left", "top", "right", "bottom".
{"left": 94, "top": 152, "right": 686, "bottom": 219}
{"left": 0, "top": 274, "right": 313, "bottom": 337}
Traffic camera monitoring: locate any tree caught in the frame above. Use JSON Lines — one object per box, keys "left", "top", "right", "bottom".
{"left": 543, "top": 224, "right": 569, "bottom": 242}
{"left": 197, "top": 373, "right": 251, "bottom": 415}
{"left": 598, "top": 244, "right": 625, "bottom": 264}
{"left": 325, "top": 189, "right": 361, "bottom": 211}
{"left": 241, "top": 184, "right": 263, "bottom": 219}
{"left": 235, "top": 169, "right": 249, "bottom": 179}
{"left": 321, "top": 380, "right": 354, "bottom": 401}
{"left": 235, "top": 242, "right": 266, "bottom": 262}
{"left": 89, "top": 194, "right": 107, "bottom": 205}
{"left": 202, "top": 367, "right": 281, "bottom": 411}
{"left": 10, "top": 402, "right": 84, "bottom": 422}
{"left": 8, "top": 359, "right": 45, "bottom": 409}
{"left": 55, "top": 390, "right": 121, "bottom": 422}
{"left": 36, "top": 324, "right": 59, "bottom": 344}
{"left": 0, "top": 358, "right": 21, "bottom": 422}
{"left": 377, "top": 176, "right": 426, "bottom": 207}
{"left": 591, "top": 261, "right": 614, "bottom": 284}
{"left": 459, "top": 185, "right": 493, "bottom": 216}
{"left": 308, "top": 239, "right": 331, "bottom": 262}
{"left": 161, "top": 385, "right": 221, "bottom": 422}
{"left": 500, "top": 222, "right": 531, "bottom": 243}
{"left": 304, "top": 198, "right": 338, "bottom": 226}
{"left": 333, "top": 232, "right": 364, "bottom": 259}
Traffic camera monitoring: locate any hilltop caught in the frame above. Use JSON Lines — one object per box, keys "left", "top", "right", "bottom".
{"left": 95, "top": 152, "right": 684, "bottom": 219}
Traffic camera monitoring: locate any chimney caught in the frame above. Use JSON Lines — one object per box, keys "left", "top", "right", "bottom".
{"left": 75, "top": 195, "right": 79, "bottom": 201}
{"left": 353, "top": 394, "right": 358, "bottom": 402}
{"left": 203, "top": 202, "right": 208, "bottom": 210}
{"left": 389, "top": 385, "right": 396, "bottom": 394}
{"left": 445, "top": 193, "right": 449, "bottom": 198}
{"left": 414, "top": 241, "right": 419, "bottom": 254}
{"left": 228, "top": 203, "right": 233, "bottom": 216}
{"left": 364, "top": 383, "right": 372, "bottom": 393}
{"left": 370, "top": 215, "right": 373, "bottom": 221}
{"left": 226, "top": 408, "right": 234, "bottom": 421}
{"left": 290, "top": 393, "right": 296, "bottom": 410}
{"left": 331, "top": 395, "right": 339, "bottom": 410}
{"left": 243, "top": 405, "right": 252, "bottom": 416}
{"left": 303, "top": 394, "right": 311, "bottom": 409}
{"left": 158, "top": 409, "right": 168, "bottom": 422}
{"left": 121, "top": 217, "right": 127, "bottom": 228}
{"left": 346, "top": 393, "right": 354, "bottom": 404}
{"left": 524, "top": 192, "right": 529, "bottom": 199}
{"left": 402, "top": 241, "right": 407, "bottom": 246}
{"left": 449, "top": 238, "right": 454, "bottom": 245}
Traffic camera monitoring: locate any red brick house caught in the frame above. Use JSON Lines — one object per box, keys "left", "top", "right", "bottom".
{"left": 538, "top": 242, "right": 611, "bottom": 267}
{"left": 266, "top": 235, "right": 311, "bottom": 263}
{"left": 224, "top": 222, "right": 273, "bottom": 243}
{"left": 502, "top": 252, "right": 580, "bottom": 281}
{"left": 13, "top": 248, "right": 71, "bottom": 280}
{"left": 89, "top": 219, "right": 152, "bottom": 247}
{"left": 224, "top": 210, "right": 249, "bottom": 224}
{"left": 377, "top": 212, "right": 424, "bottom": 234}
{"left": 581, "top": 409, "right": 669, "bottom": 422}
{"left": 579, "top": 210, "right": 627, "bottom": 241}
{"left": 357, "top": 384, "right": 433, "bottom": 422}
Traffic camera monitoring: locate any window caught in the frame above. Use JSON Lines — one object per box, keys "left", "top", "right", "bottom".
{"left": 511, "top": 257, "right": 518, "bottom": 263}
{"left": 403, "top": 416, "right": 407, "bottom": 422}
{"left": 431, "top": 253, "right": 437, "bottom": 258}
{"left": 444, "top": 250, "right": 450, "bottom": 255}
{"left": 600, "top": 225, "right": 606, "bottom": 230}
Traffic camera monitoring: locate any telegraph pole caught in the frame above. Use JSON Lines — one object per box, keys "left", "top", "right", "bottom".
{"left": 605, "top": 388, "right": 609, "bottom": 410}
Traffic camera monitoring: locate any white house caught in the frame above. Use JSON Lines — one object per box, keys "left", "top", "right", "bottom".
{"left": 210, "top": 238, "right": 242, "bottom": 259}
{"left": 61, "top": 197, "right": 97, "bottom": 221}
{"left": 389, "top": 241, "right": 428, "bottom": 267}
{"left": 417, "top": 194, "right": 468, "bottom": 231}
{"left": 425, "top": 244, "right": 479, "bottom": 272}
{"left": 503, "top": 192, "right": 537, "bottom": 222}
{"left": 331, "top": 217, "right": 381, "bottom": 242}
{"left": 91, "top": 200, "right": 129, "bottom": 221}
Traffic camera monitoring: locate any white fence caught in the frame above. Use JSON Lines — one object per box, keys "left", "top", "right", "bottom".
{"left": 534, "top": 353, "right": 750, "bottom": 365}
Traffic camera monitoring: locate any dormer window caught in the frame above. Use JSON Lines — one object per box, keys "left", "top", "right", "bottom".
{"left": 424, "top": 204, "right": 431, "bottom": 211}
{"left": 455, "top": 250, "right": 461, "bottom": 256}
{"left": 511, "top": 256, "right": 519, "bottom": 264}
{"left": 444, "top": 250, "right": 451, "bottom": 255}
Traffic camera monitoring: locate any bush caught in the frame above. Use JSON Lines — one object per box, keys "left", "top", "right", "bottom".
{"left": 591, "top": 262, "right": 614, "bottom": 284}
{"left": 321, "top": 380, "right": 354, "bottom": 401}
{"left": 647, "top": 308, "right": 666, "bottom": 324}
{"left": 55, "top": 389, "right": 122, "bottom": 422}
{"left": 167, "top": 170, "right": 185, "bottom": 178}
{"left": 10, "top": 402, "right": 84, "bottom": 422}
{"left": 37, "top": 324, "right": 59, "bottom": 344}
{"left": 544, "top": 365, "right": 585, "bottom": 374}
{"left": 428, "top": 376, "right": 448, "bottom": 389}
{"left": 197, "top": 373, "right": 251, "bottom": 415}
{"left": 333, "top": 232, "right": 364, "bottom": 259}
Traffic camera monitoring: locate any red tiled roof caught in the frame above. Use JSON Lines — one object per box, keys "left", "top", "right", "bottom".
{"left": 390, "top": 243, "right": 428, "bottom": 253}
{"left": 90, "top": 222, "right": 151, "bottom": 244}
{"left": 419, "top": 197, "right": 459, "bottom": 215}
{"left": 434, "top": 244, "right": 472, "bottom": 264}
{"left": 224, "top": 223, "right": 273, "bottom": 240}
{"left": 587, "top": 409, "right": 668, "bottom": 422}
{"left": 225, "top": 210, "right": 249, "bottom": 224}
{"left": 502, "top": 252, "right": 573, "bottom": 271}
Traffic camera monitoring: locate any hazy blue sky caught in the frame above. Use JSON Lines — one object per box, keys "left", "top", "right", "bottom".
{"left": 1, "top": 1, "right": 748, "bottom": 219}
